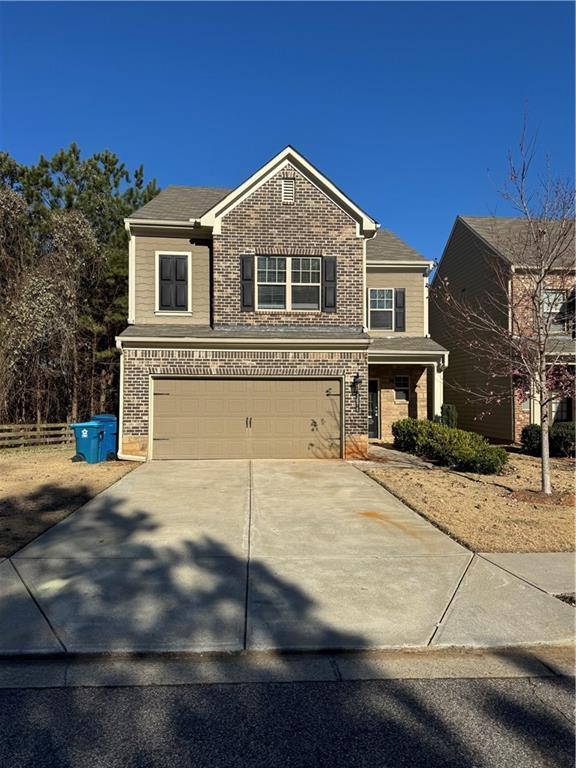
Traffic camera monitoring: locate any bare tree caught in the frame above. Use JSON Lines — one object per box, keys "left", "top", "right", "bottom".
{"left": 434, "top": 131, "right": 575, "bottom": 494}
{"left": 0, "top": 193, "right": 102, "bottom": 424}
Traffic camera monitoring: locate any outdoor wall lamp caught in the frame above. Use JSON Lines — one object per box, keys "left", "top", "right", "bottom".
{"left": 351, "top": 373, "right": 363, "bottom": 396}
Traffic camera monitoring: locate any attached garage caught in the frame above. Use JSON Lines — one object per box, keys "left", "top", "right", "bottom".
{"left": 151, "top": 378, "right": 342, "bottom": 459}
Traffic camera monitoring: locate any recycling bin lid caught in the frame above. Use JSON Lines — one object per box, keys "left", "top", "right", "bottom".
{"left": 92, "top": 414, "right": 117, "bottom": 422}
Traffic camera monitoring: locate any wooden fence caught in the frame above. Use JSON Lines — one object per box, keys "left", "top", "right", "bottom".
{"left": 0, "top": 423, "right": 74, "bottom": 449}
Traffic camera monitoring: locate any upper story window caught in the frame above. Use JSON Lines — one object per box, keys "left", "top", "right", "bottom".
{"left": 156, "top": 252, "right": 191, "bottom": 314}
{"left": 291, "top": 257, "right": 321, "bottom": 310}
{"left": 256, "top": 255, "right": 321, "bottom": 311}
{"left": 369, "top": 288, "right": 394, "bottom": 329}
{"left": 257, "top": 256, "right": 287, "bottom": 310}
{"left": 368, "top": 287, "right": 405, "bottom": 331}
{"left": 543, "top": 289, "right": 568, "bottom": 333}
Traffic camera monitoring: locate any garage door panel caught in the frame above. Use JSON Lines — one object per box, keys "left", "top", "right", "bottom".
{"left": 152, "top": 378, "right": 341, "bottom": 460}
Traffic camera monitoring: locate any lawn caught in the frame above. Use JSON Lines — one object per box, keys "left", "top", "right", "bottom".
{"left": 366, "top": 451, "right": 575, "bottom": 553}
{"left": 0, "top": 445, "right": 136, "bottom": 557}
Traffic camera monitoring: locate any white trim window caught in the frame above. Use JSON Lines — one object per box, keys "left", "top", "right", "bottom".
{"left": 369, "top": 288, "right": 394, "bottom": 329}
{"left": 291, "top": 257, "right": 321, "bottom": 310}
{"left": 257, "top": 256, "right": 287, "bottom": 310}
{"left": 543, "top": 289, "right": 568, "bottom": 333}
{"left": 394, "top": 375, "right": 410, "bottom": 402}
{"left": 155, "top": 251, "right": 192, "bottom": 315}
{"left": 256, "top": 255, "right": 321, "bottom": 311}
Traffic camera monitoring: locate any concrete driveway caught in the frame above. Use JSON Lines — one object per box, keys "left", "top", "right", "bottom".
{"left": 2, "top": 460, "right": 573, "bottom": 654}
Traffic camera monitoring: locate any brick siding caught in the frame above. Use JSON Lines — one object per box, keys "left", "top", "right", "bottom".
{"left": 121, "top": 347, "right": 368, "bottom": 458}
{"left": 212, "top": 163, "right": 364, "bottom": 329}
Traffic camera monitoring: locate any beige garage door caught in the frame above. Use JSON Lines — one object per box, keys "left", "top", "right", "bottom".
{"left": 152, "top": 378, "right": 341, "bottom": 459}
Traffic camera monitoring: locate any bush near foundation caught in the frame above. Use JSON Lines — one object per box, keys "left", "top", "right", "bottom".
{"left": 391, "top": 418, "right": 509, "bottom": 474}
{"left": 521, "top": 422, "right": 575, "bottom": 458}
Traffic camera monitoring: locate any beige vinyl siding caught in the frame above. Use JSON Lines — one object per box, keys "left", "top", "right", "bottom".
{"left": 430, "top": 219, "right": 513, "bottom": 442}
{"left": 133, "top": 230, "right": 210, "bottom": 325}
{"left": 366, "top": 267, "right": 426, "bottom": 335}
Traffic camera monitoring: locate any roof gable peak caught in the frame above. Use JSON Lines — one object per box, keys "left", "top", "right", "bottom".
{"left": 200, "top": 146, "right": 378, "bottom": 236}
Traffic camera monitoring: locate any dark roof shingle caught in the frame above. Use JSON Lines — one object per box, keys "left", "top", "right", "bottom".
{"left": 129, "top": 186, "right": 232, "bottom": 221}
{"left": 119, "top": 324, "right": 368, "bottom": 340}
{"left": 366, "top": 228, "right": 427, "bottom": 263}
{"left": 369, "top": 336, "right": 447, "bottom": 354}
{"left": 460, "top": 216, "right": 575, "bottom": 267}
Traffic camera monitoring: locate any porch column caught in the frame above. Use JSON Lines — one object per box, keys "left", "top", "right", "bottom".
{"left": 432, "top": 362, "right": 444, "bottom": 418}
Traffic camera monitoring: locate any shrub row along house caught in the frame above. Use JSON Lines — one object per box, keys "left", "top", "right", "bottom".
{"left": 116, "top": 146, "right": 447, "bottom": 460}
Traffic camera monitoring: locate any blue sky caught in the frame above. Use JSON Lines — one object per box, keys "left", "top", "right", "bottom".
{"left": 1, "top": 1, "right": 573, "bottom": 261}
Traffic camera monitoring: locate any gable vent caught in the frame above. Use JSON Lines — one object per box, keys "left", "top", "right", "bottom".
{"left": 281, "top": 178, "right": 295, "bottom": 203}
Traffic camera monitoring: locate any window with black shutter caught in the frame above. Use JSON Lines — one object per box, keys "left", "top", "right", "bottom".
{"left": 368, "top": 287, "right": 406, "bottom": 331}
{"left": 158, "top": 254, "right": 189, "bottom": 312}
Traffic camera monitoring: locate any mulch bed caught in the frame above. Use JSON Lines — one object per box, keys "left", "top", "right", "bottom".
{"left": 508, "top": 489, "right": 575, "bottom": 507}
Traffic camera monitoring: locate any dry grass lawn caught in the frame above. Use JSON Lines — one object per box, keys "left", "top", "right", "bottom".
{"left": 0, "top": 445, "right": 136, "bottom": 557}
{"left": 367, "top": 452, "right": 575, "bottom": 553}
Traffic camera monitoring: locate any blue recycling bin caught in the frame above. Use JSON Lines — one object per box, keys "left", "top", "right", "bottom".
{"left": 70, "top": 415, "right": 117, "bottom": 463}
{"left": 92, "top": 414, "right": 118, "bottom": 461}
{"left": 70, "top": 421, "right": 103, "bottom": 464}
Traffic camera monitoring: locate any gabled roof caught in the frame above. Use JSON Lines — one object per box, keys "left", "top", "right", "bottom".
{"left": 129, "top": 186, "right": 232, "bottom": 222}
{"left": 127, "top": 146, "right": 378, "bottom": 234}
{"left": 460, "top": 216, "right": 575, "bottom": 268}
{"left": 366, "top": 228, "right": 428, "bottom": 264}
{"left": 199, "top": 146, "right": 378, "bottom": 235}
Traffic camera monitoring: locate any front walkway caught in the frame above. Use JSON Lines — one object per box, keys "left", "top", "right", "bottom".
{"left": 0, "top": 460, "right": 573, "bottom": 655}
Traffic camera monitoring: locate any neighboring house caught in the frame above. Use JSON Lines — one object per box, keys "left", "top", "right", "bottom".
{"left": 116, "top": 146, "right": 447, "bottom": 461}
{"left": 430, "top": 215, "right": 575, "bottom": 443}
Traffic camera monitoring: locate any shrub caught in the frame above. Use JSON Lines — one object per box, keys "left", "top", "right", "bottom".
{"left": 391, "top": 418, "right": 434, "bottom": 454}
{"left": 522, "top": 422, "right": 576, "bottom": 457}
{"left": 521, "top": 424, "right": 542, "bottom": 456}
{"left": 551, "top": 422, "right": 575, "bottom": 457}
{"left": 440, "top": 403, "right": 458, "bottom": 428}
{"left": 391, "top": 418, "right": 509, "bottom": 474}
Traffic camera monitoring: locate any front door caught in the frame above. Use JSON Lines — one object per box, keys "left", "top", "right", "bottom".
{"left": 368, "top": 379, "right": 379, "bottom": 439}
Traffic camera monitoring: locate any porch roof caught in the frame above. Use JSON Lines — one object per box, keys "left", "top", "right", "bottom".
{"left": 368, "top": 336, "right": 448, "bottom": 366}
{"left": 369, "top": 337, "right": 447, "bottom": 354}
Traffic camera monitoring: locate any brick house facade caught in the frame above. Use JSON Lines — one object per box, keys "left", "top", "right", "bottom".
{"left": 118, "top": 147, "right": 447, "bottom": 461}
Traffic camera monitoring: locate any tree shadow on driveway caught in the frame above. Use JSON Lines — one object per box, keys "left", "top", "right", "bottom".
{"left": 0, "top": 482, "right": 573, "bottom": 767}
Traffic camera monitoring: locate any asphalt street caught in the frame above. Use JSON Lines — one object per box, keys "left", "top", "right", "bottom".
{"left": 1, "top": 676, "right": 573, "bottom": 768}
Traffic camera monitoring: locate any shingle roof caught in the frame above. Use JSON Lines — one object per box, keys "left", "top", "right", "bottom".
{"left": 129, "top": 186, "right": 232, "bottom": 221}
{"left": 119, "top": 324, "right": 368, "bottom": 340}
{"left": 366, "top": 228, "right": 427, "bottom": 263}
{"left": 545, "top": 336, "right": 576, "bottom": 357}
{"left": 369, "top": 337, "right": 448, "bottom": 354}
{"left": 460, "top": 216, "right": 575, "bottom": 267}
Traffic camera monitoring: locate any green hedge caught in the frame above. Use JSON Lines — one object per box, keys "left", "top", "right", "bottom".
{"left": 520, "top": 422, "right": 575, "bottom": 457}
{"left": 391, "top": 418, "right": 509, "bottom": 474}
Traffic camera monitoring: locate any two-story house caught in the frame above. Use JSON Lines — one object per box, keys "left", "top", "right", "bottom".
{"left": 116, "top": 147, "right": 447, "bottom": 461}
{"left": 430, "top": 216, "right": 575, "bottom": 443}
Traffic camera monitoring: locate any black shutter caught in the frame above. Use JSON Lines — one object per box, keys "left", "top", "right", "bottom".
{"left": 322, "top": 256, "right": 337, "bottom": 313}
{"left": 159, "top": 254, "right": 188, "bottom": 311}
{"left": 241, "top": 255, "right": 254, "bottom": 311}
{"left": 395, "top": 288, "right": 406, "bottom": 332}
